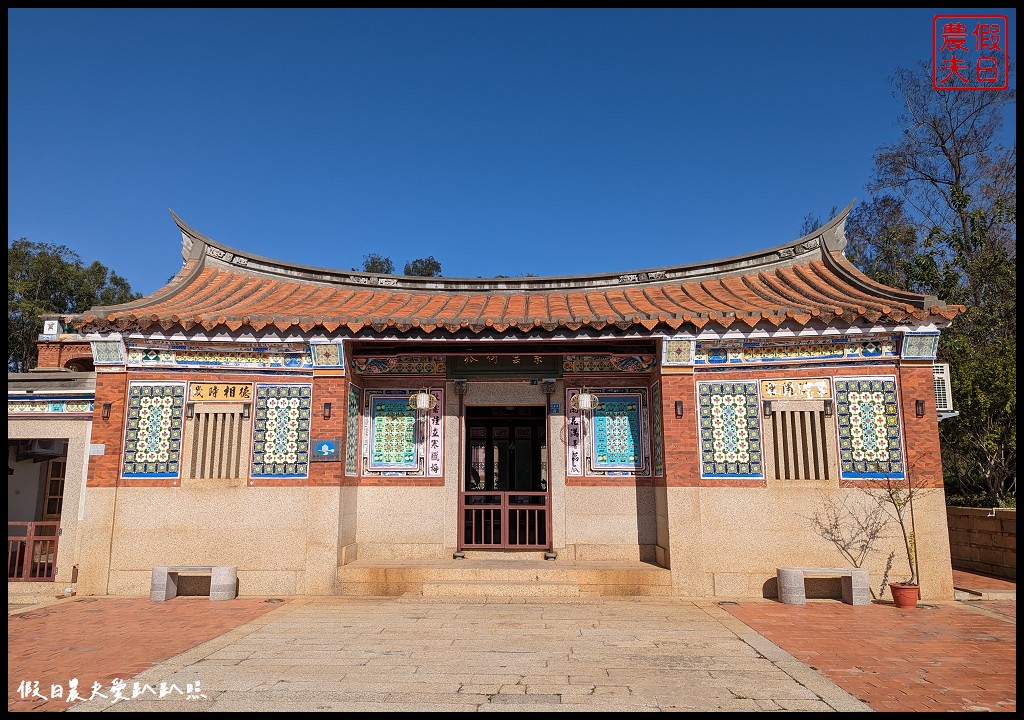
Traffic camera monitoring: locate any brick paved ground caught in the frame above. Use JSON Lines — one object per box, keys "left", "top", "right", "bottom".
{"left": 7, "top": 570, "right": 1015, "bottom": 713}
{"left": 8, "top": 597, "right": 283, "bottom": 712}
{"left": 721, "top": 599, "right": 1016, "bottom": 712}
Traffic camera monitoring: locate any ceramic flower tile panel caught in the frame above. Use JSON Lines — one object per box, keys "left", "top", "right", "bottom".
{"left": 345, "top": 384, "right": 361, "bottom": 477}
{"left": 91, "top": 340, "right": 126, "bottom": 365}
{"left": 650, "top": 381, "right": 665, "bottom": 476}
{"left": 698, "top": 381, "right": 763, "bottom": 478}
{"left": 311, "top": 342, "right": 344, "bottom": 368}
{"left": 835, "top": 377, "right": 905, "bottom": 479}
{"left": 250, "top": 384, "right": 312, "bottom": 478}
{"left": 662, "top": 338, "right": 695, "bottom": 366}
{"left": 901, "top": 332, "right": 940, "bottom": 360}
{"left": 122, "top": 382, "right": 186, "bottom": 478}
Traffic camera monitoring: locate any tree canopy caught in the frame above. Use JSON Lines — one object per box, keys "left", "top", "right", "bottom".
{"left": 8, "top": 239, "right": 142, "bottom": 372}
{"left": 354, "top": 253, "right": 443, "bottom": 277}
{"left": 844, "top": 60, "right": 1016, "bottom": 508}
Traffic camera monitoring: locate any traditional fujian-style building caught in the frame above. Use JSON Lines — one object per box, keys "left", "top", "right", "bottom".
{"left": 8, "top": 203, "right": 964, "bottom": 601}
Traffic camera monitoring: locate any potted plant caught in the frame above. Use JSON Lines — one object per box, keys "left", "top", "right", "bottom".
{"left": 873, "top": 473, "right": 922, "bottom": 608}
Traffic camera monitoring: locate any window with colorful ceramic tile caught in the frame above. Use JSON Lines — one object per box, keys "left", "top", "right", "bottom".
{"left": 121, "top": 382, "right": 186, "bottom": 478}
{"left": 250, "top": 384, "right": 312, "bottom": 478}
{"left": 698, "top": 381, "right": 763, "bottom": 478}
{"left": 366, "top": 393, "right": 419, "bottom": 470}
{"left": 835, "top": 377, "right": 905, "bottom": 479}
{"left": 565, "top": 387, "right": 650, "bottom": 476}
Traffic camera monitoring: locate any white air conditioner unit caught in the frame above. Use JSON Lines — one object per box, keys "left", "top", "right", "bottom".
{"left": 28, "top": 439, "right": 65, "bottom": 458}
{"left": 933, "top": 363, "right": 954, "bottom": 413}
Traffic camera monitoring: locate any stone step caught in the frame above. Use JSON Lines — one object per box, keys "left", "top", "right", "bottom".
{"left": 335, "top": 559, "right": 673, "bottom": 598}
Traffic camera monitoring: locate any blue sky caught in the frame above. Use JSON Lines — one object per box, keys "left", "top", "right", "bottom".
{"left": 8, "top": 8, "right": 1017, "bottom": 297}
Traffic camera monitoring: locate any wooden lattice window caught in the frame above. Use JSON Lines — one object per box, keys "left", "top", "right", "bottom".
{"left": 768, "top": 408, "right": 832, "bottom": 480}
{"left": 183, "top": 404, "right": 251, "bottom": 479}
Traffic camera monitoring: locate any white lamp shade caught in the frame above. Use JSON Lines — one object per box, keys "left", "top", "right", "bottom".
{"left": 576, "top": 393, "right": 594, "bottom": 411}
{"left": 414, "top": 392, "right": 434, "bottom": 410}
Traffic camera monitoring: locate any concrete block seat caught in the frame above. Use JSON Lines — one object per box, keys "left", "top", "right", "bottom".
{"left": 151, "top": 565, "right": 238, "bottom": 601}
{"left": 777, "top": 566, "right": 869, "bottom": 605}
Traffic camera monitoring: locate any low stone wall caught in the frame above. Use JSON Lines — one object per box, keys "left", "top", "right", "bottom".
{"left": 946, "top": 507, "right": 1016, "bottom": 580}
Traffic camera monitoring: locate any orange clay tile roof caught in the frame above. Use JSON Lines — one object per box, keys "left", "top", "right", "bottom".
{"left": 70, "top": 203, "right": 964, "bottom": 336}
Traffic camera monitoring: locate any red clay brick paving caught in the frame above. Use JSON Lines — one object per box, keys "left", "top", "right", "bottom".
{"left": 723, "top": 600, "right": 1016, "bottom": 713}
{"left": 8, "top": 597, "right": 283, "bottom": 712}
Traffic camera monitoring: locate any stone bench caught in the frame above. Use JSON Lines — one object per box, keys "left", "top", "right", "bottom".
{"left": 777, "top": 566, "right": 869, "bottom": 605}
{"left": 150, "top": 565, "right": 238, "bottom": 602}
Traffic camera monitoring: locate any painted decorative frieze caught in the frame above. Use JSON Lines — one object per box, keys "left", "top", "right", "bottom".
{"left": 250, "top": 384, "right": 312, "bottom": 478}
{"left": 697, "top": 381, "right": 763, "bottom": 479}
{"left": 121, "top": 382, "right": 186, "bottom": 478}
{"left": 351, "top": 356, "right": 447, "bottom": 374}
{"left": 835, "top": 377, "right": 905, "bottom": 479}
{"left": 565, "top": 388, "right": 650, "bottom": 476}
{"left": 563, "top": 355, "right": 657, "bottom": 373}
{"left": 900, "top": 332, "right": 940, "bottom": 360}
{"left": 126, "top": 341, "right": 312, "bottom": 370}
{"left": 694, "top": 336, "right": 898, "bottom": 366}
{"left": 8, "top": 397, "right": 94, "bottom": 414}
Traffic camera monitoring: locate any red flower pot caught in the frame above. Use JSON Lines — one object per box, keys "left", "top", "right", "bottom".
{"left": 889, "top": 582, "right": 920, "bottom": 608}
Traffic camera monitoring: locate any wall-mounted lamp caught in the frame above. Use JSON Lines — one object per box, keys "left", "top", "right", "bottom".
{"left": 762, "top": 400, "right": 773, "bottom": 418}
{"left": 185, "top": 403, "right": 194, "bottom": 419}
{"left": 322, "top": 402, "right": 332, "bottom": 420}
{"left": 242, "top": 404, "right": 251, "bottom": 420}
{"left": 915, "top": 399, "right": 926, "bottom": 418}
{"left": 674, "top": 400, "right": 684, "bottom": 418}
{"left": 101, "top": 402, "right": 111, "bottom": 420}
{"left": 824, "top": 399, "right": 833, "bottom": 418}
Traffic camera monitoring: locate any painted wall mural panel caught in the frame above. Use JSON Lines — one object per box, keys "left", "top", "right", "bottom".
{"left": 250, "top": 384, "right": 312, "bottom": 478}
{"left": 121, "top": 382, "right": 186, "bottom": 478}
{"left": 835, "top": 377, "right": 905, "bottom": 479}
{"left": 694, "top": 336, "right": 898, "bottom": 365}
{"left": 698, "top": 381, "right": 763, "bottom": 478}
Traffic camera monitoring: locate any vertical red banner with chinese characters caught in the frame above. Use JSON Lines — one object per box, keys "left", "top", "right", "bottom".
{"left": 933, "top": 15, "right": 1010, "bottom": 91}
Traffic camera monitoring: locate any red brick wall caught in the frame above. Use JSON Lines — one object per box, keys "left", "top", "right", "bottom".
{"left": 36, "top": 340, "right": 93, "bottom": 370}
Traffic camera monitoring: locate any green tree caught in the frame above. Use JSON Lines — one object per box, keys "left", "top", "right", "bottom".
{"left": 403, "top": 256, "right": 442, "bottom": 277}
{"left": 8, "top": 239, "right": 141, "bottom": 372}
{"left": 845, "top": 60, "right": 1016, "bottom": 507}
{"left": 359, "top": 253, "right": 394, "bottom": 274}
